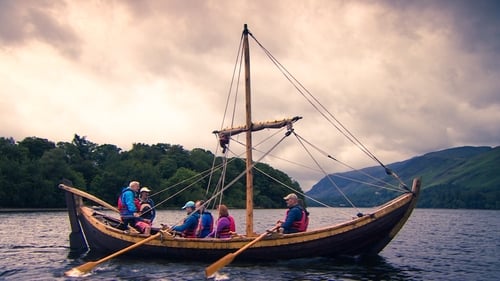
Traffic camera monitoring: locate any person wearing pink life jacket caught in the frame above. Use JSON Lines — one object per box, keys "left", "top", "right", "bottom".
{"left": 207, "top": 204, "right": 236, "bottom": 238}
{"left": 276, "top": 193, "right": 309, "bottom": 234}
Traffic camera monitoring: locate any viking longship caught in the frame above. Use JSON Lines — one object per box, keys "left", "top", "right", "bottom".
{"left": 62, "top": 24, "right": 420, "bottom": 277}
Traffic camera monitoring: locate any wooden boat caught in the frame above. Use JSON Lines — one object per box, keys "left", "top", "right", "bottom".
{"left": 61, "top": 24, "right": 421, "bottom": 273}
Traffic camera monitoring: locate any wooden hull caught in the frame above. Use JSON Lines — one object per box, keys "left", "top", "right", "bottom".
{"left": 61, "top": 178, "right": 420, "bottom": 262}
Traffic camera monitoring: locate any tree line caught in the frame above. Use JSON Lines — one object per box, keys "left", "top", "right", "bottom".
{"left": 0, "top": 135, "right": 302, "bottom": 209}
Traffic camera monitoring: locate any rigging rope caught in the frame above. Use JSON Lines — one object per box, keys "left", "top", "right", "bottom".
{"left": 200, "top": 26, "right": 412, "bottom": 218}
{"left": 205, "top": 31, "right": 246, "bottom": 209}
{"left": 203, "top": 131, "right": 292, "bottom": 211}
{"left": 248, "top": 32, "right": 409, "bottom": 191}
{"left": 292, "top": 131, "right": 361, "bottom": 213}
{"left": 293, "top": 132, "right": 404, "bottom": 193}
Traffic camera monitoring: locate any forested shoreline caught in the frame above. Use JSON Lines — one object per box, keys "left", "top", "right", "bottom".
{"left": 0, "top": 135, "right": 301, "bottom": 209}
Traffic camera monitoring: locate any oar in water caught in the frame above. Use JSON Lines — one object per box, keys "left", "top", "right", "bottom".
{"left": 65, "top": 232, "right": 161, "bottom": 277}
{"left": 205, "top": 226, "right": 279, "bottom": 277}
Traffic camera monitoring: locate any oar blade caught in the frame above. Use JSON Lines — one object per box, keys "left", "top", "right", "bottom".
{"left": 65, "top": 261, "right": 98, "bottom": 277}
{"left": 64, "top": 232, "right": 161, "bottom": 277}
{"left": 205, "top": 253, "right": 236, "bottom": 277}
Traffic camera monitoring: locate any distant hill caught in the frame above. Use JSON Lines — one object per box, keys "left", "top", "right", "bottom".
{"left": 305, "top": 146, "right": 500, "bottom": 209}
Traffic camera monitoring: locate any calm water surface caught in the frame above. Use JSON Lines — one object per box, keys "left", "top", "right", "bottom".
{"left": 0, "top": 208, "right": 499, "bottom": 280}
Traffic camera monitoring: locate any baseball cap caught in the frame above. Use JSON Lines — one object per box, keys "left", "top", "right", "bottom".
{"left": 182, "top": 201, "right": 195, "bottom": 209}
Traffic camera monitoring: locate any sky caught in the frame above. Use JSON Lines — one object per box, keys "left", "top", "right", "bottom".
{"left": 1, "top": 0, "right": 499, "bottom": 190}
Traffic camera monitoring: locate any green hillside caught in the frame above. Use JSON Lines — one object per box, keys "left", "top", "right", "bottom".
{"left": 305, "top": 146, "right": 500, "bottom": 209}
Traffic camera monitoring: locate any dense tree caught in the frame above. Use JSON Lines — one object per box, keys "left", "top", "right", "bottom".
{"left": 18, "top": 137, "right": 55, "bottom": 159}
{"left": 0, "top": 137, "right": 29, "bottom": 207}
{"left": 0, "top": 134, "right": 309, "bottom": 209}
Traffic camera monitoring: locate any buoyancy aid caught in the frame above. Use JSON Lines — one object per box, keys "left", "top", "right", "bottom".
{"left": 117, "top": 188, "right": 140, "bottom": 216}
{"left": 287, "top": 205, "right": 309, "bottom": 232}
{"left": 228, "top": 215, "right": 236, "bottom": 232}
{"left": 183, "top": 222, "right": 198, "bottom": 238}
{"left": 196, "top": 211, "right": 214, "bottom": 237}
{"left": 216, "top": 217, "right": 232, "bottom": 238}
{"left": 182, "top": 213, "right": 200, "bottom": 238}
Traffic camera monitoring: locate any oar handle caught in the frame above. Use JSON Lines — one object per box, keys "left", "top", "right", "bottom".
{"left": 98, "top": 232, "right": 161, "bottom": 263}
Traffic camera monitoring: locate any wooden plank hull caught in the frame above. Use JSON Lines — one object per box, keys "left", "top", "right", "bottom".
{"left": 63, "top": 178, "right": 420, "bottom": 262}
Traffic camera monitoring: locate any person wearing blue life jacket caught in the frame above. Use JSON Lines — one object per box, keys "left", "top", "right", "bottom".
{"left": 277, "top": 193, "right": 309, "bottom": 234}
{"left": 195, "top": 200, "right": 214, "bottom": 238}
{"left": 170, "top": 201, "right": 200, "bottom": 237}
{"left": 117, "top": 181, "right": 141, "bottom": 231}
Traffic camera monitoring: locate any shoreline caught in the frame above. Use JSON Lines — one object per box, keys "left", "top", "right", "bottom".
{"left": 0, "top": 208, "right": 67, "bottom": 213}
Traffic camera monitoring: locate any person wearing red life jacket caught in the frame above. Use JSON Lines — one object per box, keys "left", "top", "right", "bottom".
{"left": 117, "top": 181, "right": 141, "bottom": 231}
{"left": 277, "top": 193, "right": 309, "bottom": 234}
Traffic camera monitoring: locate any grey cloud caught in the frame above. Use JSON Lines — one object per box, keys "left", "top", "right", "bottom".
{"left": 0, "top": 0, "right": 24, "bottom": 43}
{"left": 0, "top": 0, "right": 81, "bottom": 58}
{"left": 442, "top": 0, "right": 500, "bottom": 54}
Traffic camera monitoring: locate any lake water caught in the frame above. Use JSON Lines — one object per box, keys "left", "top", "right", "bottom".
{"left": 0, "top": 208, "right": 499, "bottom": 280}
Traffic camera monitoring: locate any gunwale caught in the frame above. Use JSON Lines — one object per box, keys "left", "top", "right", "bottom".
{"left": 63, "top": 177, "right": 419, "bottom": 262}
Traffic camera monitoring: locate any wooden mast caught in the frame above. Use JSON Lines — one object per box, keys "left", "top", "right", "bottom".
{"left": 243, "top": 24, "right": 255, "bottom": 236}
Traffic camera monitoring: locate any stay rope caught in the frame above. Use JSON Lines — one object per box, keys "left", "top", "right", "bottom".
{"left": 248, "top": 32, "right": 409, "bottom": 191}
{"left": 293, "top": 132, "right": 404, "bottom": 193}
{"left": 203, "top": 131, "right": 292, "bottom": 211}
{"left": 195, "top": 26, "right": 413, "bottom": 218}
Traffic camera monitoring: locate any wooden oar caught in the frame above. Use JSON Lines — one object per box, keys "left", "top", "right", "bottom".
{"left": 65, "top": 232, "right": 161, "bottom": 277}
{"left": 204, "top": 226, "right": 279, "bottom": 277}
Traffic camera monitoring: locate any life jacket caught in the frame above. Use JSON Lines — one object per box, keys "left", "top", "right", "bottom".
{"left": 117, "top": 188, "right": 140, "bottom": 215}
{"left": 184, "top": 228, "right": 196, "bottom": 238}
{"left": 287, "top": 205, "right": 309, "bottom": 232}
{"left": 196, "top": 211, "right": 214, "bottom": 238}
{"left": 181, "top": 213, "right": 200, "bottom": 238}
{"left": 183, "top": 221, "right": 198, "bottom": 238}
{"left": 215, "top": 216, "right": 232, "bottom": 238}
{"left": 228, "top": 215, "right": 236, "bottom": 232}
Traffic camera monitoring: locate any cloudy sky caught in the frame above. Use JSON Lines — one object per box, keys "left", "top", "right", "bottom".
{"left": 1, "top": 0, "right": 499, "bottom": 189}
